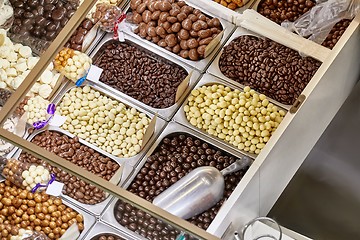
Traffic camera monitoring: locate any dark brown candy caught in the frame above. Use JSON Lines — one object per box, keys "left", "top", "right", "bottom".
{"left": 321, "top": 19, "right": 352, "bottom": 49}
{"left": 219, "top": 35, "right": 321, "bottom": 105}
{"left": 9, "top": 0, "right": 79, "bottom": 53}
{"left": 115, "top": 133, "right": 248, "bottom": 237}
{"left": 65, "top": 18, "right": 94, "bottom": 51}
{"left": 93, "top": 42, "right": 188, "bottom": 109}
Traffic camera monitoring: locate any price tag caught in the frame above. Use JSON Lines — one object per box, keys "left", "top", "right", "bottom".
{"left": 49, "top": 114, "right": 67, "bottom": 127}
{"left": 117, "top": 21, "right": 126, "bottom": 42}
{"left": 46, "top": 181, "right": 64, "bottom": 197}
{"left": 86, "top": 65, "right": 103, "bottom": 82}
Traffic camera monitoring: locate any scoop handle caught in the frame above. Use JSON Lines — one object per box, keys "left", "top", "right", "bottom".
{"left": 220, "top": 156, "right": 252, "bottom": 176}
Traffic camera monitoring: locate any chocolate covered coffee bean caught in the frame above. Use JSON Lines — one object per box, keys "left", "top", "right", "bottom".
{"left": 18, "top": 131, "right": 120, "bottom": 205}
{"left": 94, "top": 42, "right": 188, "bottom": 109}
{"left": 115, "top": 134, "right": 248, "bottom": 237}
{"left": 219, "top": 35, "right": 321, "bottom": 105}
{"left": 129, "top": 0, "right": 223, "bottom": 60}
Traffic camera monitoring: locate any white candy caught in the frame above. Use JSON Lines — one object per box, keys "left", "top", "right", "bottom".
{"left": 0, "top": 81, "right": 6, "bottom": 88}
{"left": 22, "top": 170, "right": 30, "bottom": 178}
{"left": 13, "top": 43, "right": 23, "bottom": 52}
{"left": 40, "top": 69, "right": 53, "bottom": 84}
{"left": 41, "top": 173, "right": 49, "bottom": 181}
{"left": 5, "top": 67, "right": 16, "bottom": 77}
{"left": 59, "top": 86, "right": 149, "bottom": 157}
{"left": 34, "top": 176, "right": 42, "bottom": 184}
{"left": 0, "top": 59, "right": 9, "bottom": 69}
{"left": 24, "top": 96, "right": 50, "bottom": 124}
{"left": 30, "top": 82, "right": 41, "bottom": 93}
{"left": 25, "top": 176, "right": 33, "bottom": 184}
{"left": 35, "top": 166, "right": 44, "bottom": 175}
{"left": 11, "top": 76, "right": 24, "bottom": 89}
{"left": 0, "top": 69, "right": 6, "bottom": 81}
{"left": 15, "top": 62, "right": 28, "bottom": 73}
{"left": 19, "top": 46, "right": 32, "bottom": 58}
{"left": 38, "top": 84, "right": 52, "bottom": 99}
{"left": 27, "top": 56, "right": 39, "bottom": 69}
{"left": 29, "top": 165, "right": 36, "bottom": 172}
{"left": 6, "top": 52, "right": 17, "bottom": 62}
{"left": 30, "top": 171, "right": 37, "bottom": 178}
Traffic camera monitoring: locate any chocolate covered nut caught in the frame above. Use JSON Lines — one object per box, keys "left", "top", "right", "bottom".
{"left": 180, "top": 49, "right": 189, "bottom": 58}
{"left": 151, "top": 10, "right": 160, "bottom": 20}
{"left": 178, "top": 29, "right": 189, "bottom": 40}
{"left": 199, "top": 37, "right": 213, "bottom": 45}
{"left": 188, "top": 49, "right": 199, "bottom": 60}
{"left": 198, "top": 29, "right": 212, "bottom": 38}
{"left": 159, "top": 1, "right": 172, "bottom": 11}
{"left": 197, "top": 45, "right": 206, "bottom": 55}
{"left": 171, "top": 22, "right": 181, "bottom": 32}
{"left": 159, "top": 12, "right": 169, "bottom": 22}
{"left": 176, "top": 12, "right": 187, "bottom": 22}
{"left": 142, "top": 10, "right": 152, "bottom": 23}
{"left": 192, "top": 20, "right": 202, "bottom": 31}
{"left": 147, "top": 26, "right": 157, "bottom": 37}
{"left": 136, "top": 3, "right": 146, "bottom": 14}
{"left": 180, "top": 39, "right": 188, "bottom": 49}
{"left": 187, "top": 38, "right": 198, "bottom": 49}
{"left": 155, "top": 26, "right": 166, "bottom": 35}
{"left": 130, "top": 0, "right": 223, "bottom": 60}
{"left": 181, "top": 18, "right": 192, "bottom": 30}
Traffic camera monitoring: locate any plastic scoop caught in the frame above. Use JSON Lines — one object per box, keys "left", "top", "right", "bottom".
{"left": 153, "top": 156, "right": 252, "bottom": 219}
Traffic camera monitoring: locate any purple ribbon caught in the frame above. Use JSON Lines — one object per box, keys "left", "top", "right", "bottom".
{"left": 32, "top": 103, "right": 56, "bottom": 130}
{"left": 31, "top": 173, "right": 56, "bottom": 193}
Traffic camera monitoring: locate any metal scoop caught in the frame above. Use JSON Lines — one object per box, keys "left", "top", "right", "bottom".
{"left": 153, "top": 156, "right": 252, "bottom": 220}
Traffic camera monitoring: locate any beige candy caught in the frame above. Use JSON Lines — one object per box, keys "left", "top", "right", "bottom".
{"left": 5, "top": 67, "right": 16, "bottom": 77}
{"left": 27, "top": 56, "right": 39, "bottom": 69}
{"left": 18, "top": 46, "right": 32, "bottom": 58}
{"left": 185, "top": 85, "right": 285, "bottom": 154}
{"left": 11, "top": 76, "right": 24, "bottom": 89}
{"left": 38, "top": 84, "right": 52, "bottom": 99}
{"left": 15, "top": 62, "right": 28, "bottom": 73}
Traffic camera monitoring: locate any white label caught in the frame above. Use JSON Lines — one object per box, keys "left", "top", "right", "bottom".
{"left": 117, "top": 22, "right": 126, "bottom": 42}
{"left": 86, "top": 65, "right": 103, "bottom": 82}
{"left": 49, "top": 114, "right": 67, "bottom": 127}
{"left": 46, "top": 181, "right": 64, "bottom": 197}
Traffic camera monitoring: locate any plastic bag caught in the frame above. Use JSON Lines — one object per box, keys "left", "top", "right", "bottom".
{"left": 54, "top": 47, "right": 92, "bottom": 82}
{"left": 1, "top": 158, "right": 52, "bottom": 192}
{"left": 281, "top": 0, "right": 360, "bottom": 45}
{"left": 92, "top": 3, "right": 123, "bottom": 32}
{"left": 10, "top": 229, "right": 50, "bottom": 240}
{"left": 0, "top": 0, "right": 14, "bottom": 30}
